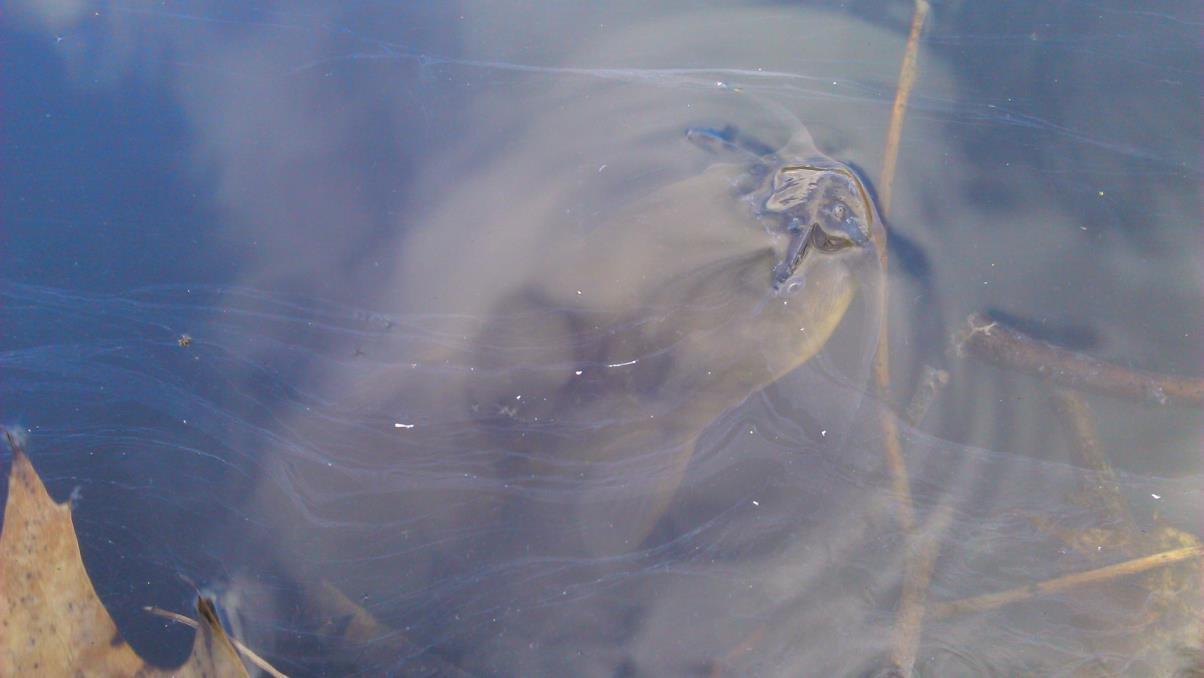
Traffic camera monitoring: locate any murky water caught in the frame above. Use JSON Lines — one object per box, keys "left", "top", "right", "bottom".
{"left": 3, "top": 2, "right": 1200, "bottom": 676}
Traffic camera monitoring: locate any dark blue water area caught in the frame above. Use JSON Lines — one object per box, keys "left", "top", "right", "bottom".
{"left": 1, "top": 2, "right": 1201, "bottom": 676}
{"left": 4, "top": 32, "right": 223, "bottom": 290}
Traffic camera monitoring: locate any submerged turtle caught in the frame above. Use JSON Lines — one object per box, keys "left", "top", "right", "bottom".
{"left": 456, "top": 121, "right": 886, "bottom": 554}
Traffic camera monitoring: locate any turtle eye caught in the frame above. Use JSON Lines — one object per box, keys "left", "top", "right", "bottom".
{"left": 830, "top": 202, "right": 849, "bottom": 222}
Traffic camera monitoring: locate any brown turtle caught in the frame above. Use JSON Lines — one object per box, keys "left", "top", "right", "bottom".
{"left": 455, "top": 122, "right": 886, "bottom": 554}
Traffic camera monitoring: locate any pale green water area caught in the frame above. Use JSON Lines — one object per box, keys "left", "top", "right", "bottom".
{"left": 3, "top": 2, "right": 1201, "bottom": 675}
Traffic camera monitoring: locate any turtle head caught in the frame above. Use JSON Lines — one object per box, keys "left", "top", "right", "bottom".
{"left": 739, "top": 156, "right": 883, "bottom": 385}
{"left": 654, "top": 152, "right": 882, "bottom": 390}
{"left": 762, "top": 161, "right": 877, "bottom": 293}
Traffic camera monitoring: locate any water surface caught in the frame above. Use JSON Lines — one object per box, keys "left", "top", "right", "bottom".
{"left": 3, "top": 2, "right": 1200, "bottom": 675}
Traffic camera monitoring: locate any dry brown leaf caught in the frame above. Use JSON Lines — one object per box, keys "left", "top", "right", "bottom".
{"left": 0, "top": 434, "right": 249, "bottom": 677}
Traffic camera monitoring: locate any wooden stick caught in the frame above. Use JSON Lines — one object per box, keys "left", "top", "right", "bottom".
{"left": 872, "top": 0, "right": 931, "bottom": 535}
{"left": 928, "top": 545, "right": 1204, "bottom": 620}
{"left": 879, "top": 0, "right": 930, "bottom": 215}
{"left": 1051, "top": 389, "right": 1136, "bottom": 535}
{"left": 144, "top": 606, "right": 291, "bottom": 678}
{"left": 876, "top": 3, "right": 931, "bottom": 675}
{"left": 874, "top": 372, "right": 915, "bottom": 529}
{"left": 888, "top": 505, "right": 954, "bottom": 675}
{"left": 954, "top": 313, "right": 1203, "bottom": 406}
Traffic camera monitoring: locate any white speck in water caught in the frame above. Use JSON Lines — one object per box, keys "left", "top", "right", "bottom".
{"left": 597, "top": 164, "right": 607, "bottom": 173}
{"left": 752, "top": 500, "right": 760, "bottom": 506}
{"left": 394, "top": 423, "right": 415, "bottom": 429}
{"left": 577, "top": 289, "right": 582, "bottom": 295}
{"left": 608, "top": 359, "right": 639, "bottom": 368}
{"left": 516, "top": 395, "right": 522, "bottom": 400}
{"left": 1151, "top": 493, "right": 1161, "bottom": 499}
{"left": 574, "top": 370, "right": 583, "bottom": 376}
{"left": 820, "top": 429, "right": 828, "bottom": 437}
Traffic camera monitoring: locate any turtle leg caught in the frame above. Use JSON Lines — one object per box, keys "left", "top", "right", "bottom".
{"left": 685, "top": 125, "right": 776, "bottom": 196}
{"left": 684, "top": 125, "right": 776, "bottom": 162}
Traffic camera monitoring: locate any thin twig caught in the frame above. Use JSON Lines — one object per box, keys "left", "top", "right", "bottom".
{"left": 888, "top": 505, "right": 954, "bottom": 675}
{"left": 875, "top": 3, "right": 930, "bottom": 674}
{"left": 872, "top": 0, "right": 930, "bottom": 535}
{"left": 928, "top": 545, "right": 1204, "bottom": 620}
{"left": 1052, "top": 390, "right": 1136, "bottom": 535}
{"left": 879, "top": 0, "right": 930, "bottom": 215}
{"left": 954, "top": 313, "right": 1203, "bottom": 405}
{"left": 144, "top": 605, "right": 291, "bottom": 678}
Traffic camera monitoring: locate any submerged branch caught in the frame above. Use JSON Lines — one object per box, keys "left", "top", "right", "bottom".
{"left": 887, "top": 505, "right": 953, "bottom": 676}
{"left": 928, "top": 545, "right": 1204, "bottom": 620}
{"left": 1052, "top": 389, "right": 1137, "bottom": 535}
{"left": 876, "top": 2, "right": 931, "bottom": 675}
{"left": 878, "top": 0, "right": 929, "bottom": 215}
{"left": 872, "top": 0, "right": 931, "bottom": 535}
{"left": 953, "top": 313, "right": 1203, "bottom": 406}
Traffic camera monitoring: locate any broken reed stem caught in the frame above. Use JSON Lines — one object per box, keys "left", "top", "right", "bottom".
{"left": 875, "top": 2, "right": 930, "bottom": 675}
{"left": 888, "top": 505, "right": 954, "bottom": 676}
{"left": 879, "top": 0, "right": 930, "bottom": 215}
{"left": 1051, "top": 390, "right": 1136, "bottom": 534}
{"left": 928, "top": 545, "right": 1204, "bottom": 620}
{"left": 874, "top": 367, "right": 915, "bottom": 530}
{"left": 873, "top": 0, "right": 930, "bottom": 535}
{"left": 144, "top": 606, "right": 291, "bottom": 678}
{"left": 954, "top": 313, "right": 1204, "bottom": 406}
